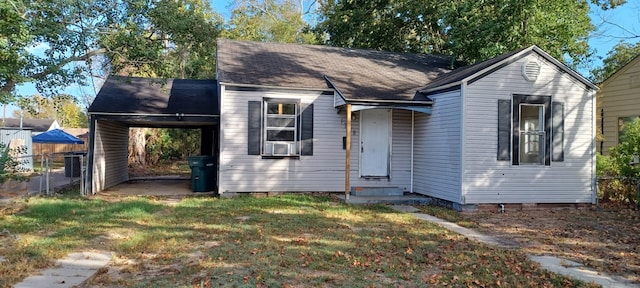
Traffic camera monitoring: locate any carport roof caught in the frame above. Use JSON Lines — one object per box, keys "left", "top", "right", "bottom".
{"left": 89, "top": 76, "right": 218, "bottom": 115}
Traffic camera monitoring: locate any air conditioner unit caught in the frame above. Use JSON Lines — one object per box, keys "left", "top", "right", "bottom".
{"left": 265, "top": 142, "right": 297, "bottom": 156}
{"left": 272, "top": 142, "right": 290, "bottom": 156}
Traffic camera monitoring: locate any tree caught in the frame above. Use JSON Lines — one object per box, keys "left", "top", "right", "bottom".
{"left": 315, "top": 0, "right": 446, "bottom": 54}
{"left": 316, "top": 0, "right": 595, "bottom": 67}
{"left": 1, "top": 0, "right": 223, "bottom": 102}
{"left": 442, "top": 0, "right": 593, "bottom": 66}
{"left": 591, "top": 41, "right": 640, "bottom": 83}
{"left": 13, "top": 94, "right": 88, "bottom": 127}
{"left": 223, "top": 0, "right": 317, "bottom": 44}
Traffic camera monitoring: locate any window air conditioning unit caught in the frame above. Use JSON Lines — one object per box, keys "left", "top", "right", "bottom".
{"left": 266, "top": 142, "right": 296, "bottom": 156}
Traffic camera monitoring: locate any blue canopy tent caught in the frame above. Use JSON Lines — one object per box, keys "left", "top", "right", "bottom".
{"left": 32, "top": 129, "right": 84, "bottom": 144}
{"left": 32, "top": 129, "right": 85, "bottom": 195}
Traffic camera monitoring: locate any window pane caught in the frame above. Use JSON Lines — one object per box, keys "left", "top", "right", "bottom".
{"left": 267, "top": 117, "right": 296, "bottom": 128}
{"left": 520, "top": 105, "right": 544, "bottom": 164}
{"left": 618, "top": 116, "right": 639, "bottom": 142}
{"left": 267, "top": 130, "right": 295, "bottom": 141}
{"left": 267, "top": 102, "right": 296, "bottom": 115}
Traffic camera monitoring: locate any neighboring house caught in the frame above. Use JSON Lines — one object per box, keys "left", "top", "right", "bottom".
{"left": 87, "top": 40, "right": 598, "bottom": 210}
{"left": 597, "top": 54, "right": 640, "bottom": 155}
{"left": 1, "top": 118, "right": 60, "bottom": 134}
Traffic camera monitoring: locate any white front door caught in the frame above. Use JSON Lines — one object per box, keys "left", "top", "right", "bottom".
{"left": 360, "top": 109, "right": 390, "bottom": 177}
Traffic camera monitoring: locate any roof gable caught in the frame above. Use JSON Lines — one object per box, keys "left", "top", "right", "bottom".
{"left": 216, "top": 39, "right": 454, "bottom": 102}
{"left": 600, "top": 53, "right": 640, "bottom": 88}
{"left": 419, "top": 46, "right": 597, "bottom": 94}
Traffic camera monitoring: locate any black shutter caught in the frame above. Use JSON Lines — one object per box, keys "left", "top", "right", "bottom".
{"left": 300, "top": 104, "right": 314, "bottom": 155}
{"left": 497, "top": 99, "right": 511, "bottom": 161}
{"left": 248, "top": 101, "right": 261, "bottom": 155}
{"left": 552, "top": 101, "right": 564, "bottom": 162}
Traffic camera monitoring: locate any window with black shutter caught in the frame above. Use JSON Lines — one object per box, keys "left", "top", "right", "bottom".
{"left": 497, "top": 95, "right": 564, "bottom": 165}
{"left": 247, "top": 99, "right": 313, "bottom": 157}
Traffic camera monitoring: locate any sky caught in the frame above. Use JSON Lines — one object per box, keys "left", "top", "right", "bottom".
{"left": 11, "top": 0, "right": 640, "bottom": 117}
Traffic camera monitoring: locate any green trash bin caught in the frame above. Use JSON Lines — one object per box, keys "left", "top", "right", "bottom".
{"left": 188, "top": 156, "right": 216, "bottom": 192}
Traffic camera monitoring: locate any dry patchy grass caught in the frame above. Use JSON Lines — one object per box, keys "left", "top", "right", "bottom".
{"left": 0, "top": 195, "right": 599, "bottom": 288}
{"left": 422, "top": 205, "right": 640, "bottom": 284}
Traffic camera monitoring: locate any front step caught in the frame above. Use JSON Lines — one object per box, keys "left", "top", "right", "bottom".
{"left": 350, "top": 186, "right": 403, "bottom": 197}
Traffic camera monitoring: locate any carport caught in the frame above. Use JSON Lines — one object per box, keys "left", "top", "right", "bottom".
{"left": 86, "top": 76, "right": 219, "bottom": 195}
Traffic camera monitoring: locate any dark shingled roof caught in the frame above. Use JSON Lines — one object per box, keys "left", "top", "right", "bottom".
{"left": 90, "top": 76, "right": 218, "bottom": 115}
{"left": 1, "top": 118, "right": 56, "bottom": 132}
{"left": 418, "top": 47, "right": 529, "bottom": 92}
{"left": 216, "top": 39, "right": 454, "bottom": 102}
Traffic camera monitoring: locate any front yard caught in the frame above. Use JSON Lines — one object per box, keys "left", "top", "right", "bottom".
{"left": 422, "top": 204, "right": 640, "bottom": 284}
{"left": 0, "top": 194, "right": 598, "bottom": 287}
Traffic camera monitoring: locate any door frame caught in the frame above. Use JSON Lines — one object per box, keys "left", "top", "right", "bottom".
{"left": 358, "top": 108, "right": 392, "bottom": 177}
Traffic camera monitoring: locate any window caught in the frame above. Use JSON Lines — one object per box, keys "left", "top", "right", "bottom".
{"left": 618, "top": 116, "right": 639, "bottom": 142}
{"left": 264, "top": 101, "right": 299, "bottom": 156}
{"left": 497, "top": 95, "right": 564, "bottom": 165}
{"left": 519, "top": 104, "right": 545, "bottom": 165}
{"left": 247, "top": 99, "right": 314, "bottom": 157}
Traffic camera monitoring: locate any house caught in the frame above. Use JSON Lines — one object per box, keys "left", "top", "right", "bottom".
{"left": 596, "top": 54, "right": 640, "bottom": 155}
{"left": 87, "top": 39, "right": 598, "bottom": 210}
{"left": 1, "top": 118, "right": 60, "bottom": 134}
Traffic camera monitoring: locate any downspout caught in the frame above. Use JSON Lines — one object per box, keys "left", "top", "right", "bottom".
{"left": 218, "top": 84, "right": 225, "bottom": 195}
{"left": 600, "top": 108, "right": 604, "bottom": 155}
{"left": 85, "top": 114, "right": 96, "bottom": 195}
{"left": 410, "top": 111, "right": 414, "bottom": 193}
{"left": 345, "top": 104, "right": 352, "bottom": 200}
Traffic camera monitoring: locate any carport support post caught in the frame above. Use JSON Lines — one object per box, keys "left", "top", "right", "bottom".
{"left": 201, "top": 127, "right": 214, "bottom": 156}
{"left": 345, "top": 104, "right": 352, "bottom": 200}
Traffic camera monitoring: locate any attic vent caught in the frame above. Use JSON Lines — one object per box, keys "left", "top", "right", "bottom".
{"left": 522, "top": 61, "right": 541, "bottom": 82}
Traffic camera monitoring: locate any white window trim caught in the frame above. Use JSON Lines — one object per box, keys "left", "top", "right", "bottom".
{"left": 262, "top": 99, "right": 300, "bottom": 157}
{"left": 518, "top": 103, "right": 546, "bottom": 165}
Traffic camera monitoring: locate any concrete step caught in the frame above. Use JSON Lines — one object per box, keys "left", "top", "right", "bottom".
{"left": 350, "top": 186, "right": 403, "bottom": 197}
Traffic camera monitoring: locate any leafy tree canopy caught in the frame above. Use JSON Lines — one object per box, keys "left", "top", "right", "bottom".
{"left": 315, "top": 0, "right": 446, "bottom": 54}
{"left": 591, "top": 41, "right": 640, "bottom": 83}
{"left": 1, "top": 0, "right": 224, "bottom": 104}
{"left": 13, "top": 94, "right": 88, "bottom": 127}
{"left": 222, "top": 0, "right": 317, "bottom": 44}
{"left": 315, "top": 0, "right": 594, "bottom": 67}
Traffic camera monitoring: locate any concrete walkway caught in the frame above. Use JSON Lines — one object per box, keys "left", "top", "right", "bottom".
{"left": 391, "top": 205, "right": 639, "bottom": 288}
{"left": 14, "top": 251, "right": 112, "bottom": 288}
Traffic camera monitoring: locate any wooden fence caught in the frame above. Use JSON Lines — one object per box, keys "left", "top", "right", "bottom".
{"left": 32, "top": 143, "right": 88, "bottom": 156}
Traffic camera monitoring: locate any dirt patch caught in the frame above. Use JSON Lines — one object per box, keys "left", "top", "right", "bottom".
{"left": 459, "top": 205, "right": 640, "bottom": 283}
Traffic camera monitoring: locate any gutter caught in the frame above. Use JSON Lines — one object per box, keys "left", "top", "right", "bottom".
{"left": 88, "top": 112, "right": 219, "bottom": 118}
{"left": 219, "top": 81, "right": 334, "bottom": 92}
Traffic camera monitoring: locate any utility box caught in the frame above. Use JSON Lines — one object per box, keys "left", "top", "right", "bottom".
{"left": 188, "top": 156, "right": 216, "bottom": 192}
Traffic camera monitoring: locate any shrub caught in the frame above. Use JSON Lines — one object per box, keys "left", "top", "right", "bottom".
{"left": 605, "top": 117, "right": 640, "bottom": 204}
{"left": 0, "top": 143, "right": 28, "bottom": 184}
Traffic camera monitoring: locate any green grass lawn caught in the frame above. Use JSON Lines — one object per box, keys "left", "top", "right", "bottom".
{"left": 0, "top": 194, "right": 597, "bottom": 287}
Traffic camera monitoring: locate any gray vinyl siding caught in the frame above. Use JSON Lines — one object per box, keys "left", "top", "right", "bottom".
{"left": 219, "top": 88, "right": 345, "bottom": 193}
{"left": 413, "top": 90, "right": 463, "bottom": 202}
{"left": 348, "top": 109, "right": 413, "bottom": 191}
{"left": 463, "top": 53, "right": 595, "bottom": 204}
{"left": 0, "top": 128, "right": 34, "bottom": 171}
{"left": 599, "top": 57, "right": 640, "bottom": 155}
{"left": 91, "top": 120, "right": 129, "bottom": 193}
